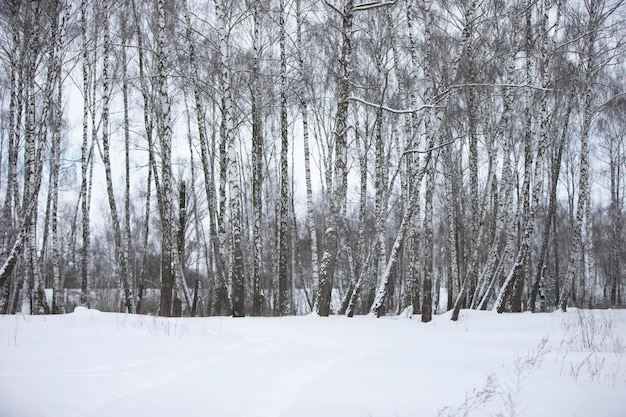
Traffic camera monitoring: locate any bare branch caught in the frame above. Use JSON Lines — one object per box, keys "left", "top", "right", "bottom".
{"left": 595, "top": 91, "right": 626, "bottom": 114}
{"left": 354, "top": 0, "right": 397, "bottom": 11}
{"left": 402, "top": 138, "right": 457, "bottom": 155}
{"left": 448, "top": 82, "right": 554, "bottom": 92}
{"left": 350, "top": 82, "right": 552, "bottom": 116}
{"left": 347, "top": 95, "right": 434, "bottom": 114}
{"left": 322, "top": 0, "right": 343, "bottom": 15}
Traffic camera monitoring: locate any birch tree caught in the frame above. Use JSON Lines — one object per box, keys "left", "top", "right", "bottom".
{"left": 0, "top": 0, "right": 23, "bottom": 311}
{"left": 295, "top": 0, "right": 320, "bottom": 314}
{"left": 79, "top": 0, "right": 93, "bottom": 308}
{"left": 155, "top": 0, "right": 175, "bottom": 316}
{"left": 50, "top": 0, "right": 70, "bottom": 314}
{"left": 98, "top": 0, "right": 135, "bottom": 314}
{"left": 22, "top": 0, "right": 49, "bottom": 315}
{"left": 216, "top": 0, "right": 245, "bottom": 317}
{"left": 249, "top": 0, "right": 265, "bottom": 316}
{"left": 277, "top": 0, "right": 291, "bottom": 316}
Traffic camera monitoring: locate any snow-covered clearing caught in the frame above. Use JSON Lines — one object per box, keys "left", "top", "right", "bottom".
{"left": 1, "top": 308, "right": 624, "bottom": 417}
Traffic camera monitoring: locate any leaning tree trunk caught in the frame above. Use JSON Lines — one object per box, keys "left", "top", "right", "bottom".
{"left": 100, "top": 0, "right": 136, "bottom": 314}
{"left": 316, "top": 0, "right": 355, "bottom": 316}
{"left": 370, "top": 159, "right": 431, "bottom": 317}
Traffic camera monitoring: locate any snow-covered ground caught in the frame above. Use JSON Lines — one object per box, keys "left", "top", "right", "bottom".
{"left": 1, "top": 308, "right": 624, "bottom": 417}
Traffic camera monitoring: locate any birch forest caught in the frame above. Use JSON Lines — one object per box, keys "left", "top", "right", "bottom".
{"left": 0, "top": 0, "right": 624, "bottom": 319}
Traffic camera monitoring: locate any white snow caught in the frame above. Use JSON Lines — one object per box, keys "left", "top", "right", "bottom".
{"left": 1, "top": 308, "right": 624, "bottom": 417}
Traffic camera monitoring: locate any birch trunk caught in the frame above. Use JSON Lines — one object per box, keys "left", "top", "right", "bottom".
{"left": 277, "top": 0, "right": 291, "bottom": 316}
{"left": 317, "top": 0, "right": 355, "bottom": 316}
{"left": 250, "top": 0, "right": 264, "bottom": 316}
{"left": 50, "top": 1, "right": 70, "bottom": 314}
{"left": 529, "top": 92, "right": 572, "bottom": 312}
{"left": 1, "top": 1, "right": 21, "bottom": 281}
{"left": 421, "top": 166, "right": 435, "bottom": 322}
{"left": 583, "top": 180, "right": 597, "bottom": 307}
{"left": 341, "top": 110, "right": 368, "bottom": 316}
{"left": 121, "top": 18, "right": 133, "bottom": 308}
{"left": 100, "top": 0, "right": 135, "bottom": 314}
{"left": 296, "top": 0, "right": 320, "bottom": 314}
{"left": 79, "top": 0, "right": 92, "bottom": 308}
{"left": 608, "top": 129, "right": 623, "bottom": 306}
{"left": 22, "top": 1, "right": 45, "bottom": 315}
{"left": 559, "top": 0, "right": 602, "bottom": 311}
{"left": 216, "top": 0, "right": 245, "bottom": 317}
{"left": 403, "top": 0, "right": 423, "bottom": 313}
{"left": 156, "top": 0, "right": 174, "bottom": 316}
{"left": 136, "top": 163, "right": 151, "bottom": 314}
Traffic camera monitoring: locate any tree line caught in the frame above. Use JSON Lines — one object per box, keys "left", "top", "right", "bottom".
{"left": 0, "top": 0, "right": 624, "bottom": 319}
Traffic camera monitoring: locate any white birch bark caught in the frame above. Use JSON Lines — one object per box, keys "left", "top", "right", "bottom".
{"left": 421, "top": 165, "right": 435, "bottom": 322}
{"left": 121, "top": 16, "right": 133, "bottom": 310}
{"left": 99, "top": 0, "right": 136, "bottom": 314}
{"left": 277, "top": 0, "right": 291, "bottom": 316}
{"left": 155, "top": 0, "right": 174, "bottom": 316}
{"left": 215, "top": 0, "right": 245, "bottom": 317}
{"left": 583, "top": 180, "right": 597, "bottom": 307}
{"left": 296, "top": 0, "right": 320, "bottom": 313}
{"left": 22, "top": 1, "right": 43, "bottom": 315}
{"left": 317, "top": 0, "right": 355, "bottom": 316}
{"left": 250, "top": 0, "right": 264, "bottom": 316}
{"left": 50, "top": 0, "right": 70, "bottom": 314}
{"left": 79, "top": 0, "right": 92, "bottom": 308}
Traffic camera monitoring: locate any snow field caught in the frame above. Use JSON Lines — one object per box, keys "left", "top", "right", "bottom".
{"left": 0, "top": 308, "right": 624, "bottom": 417}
